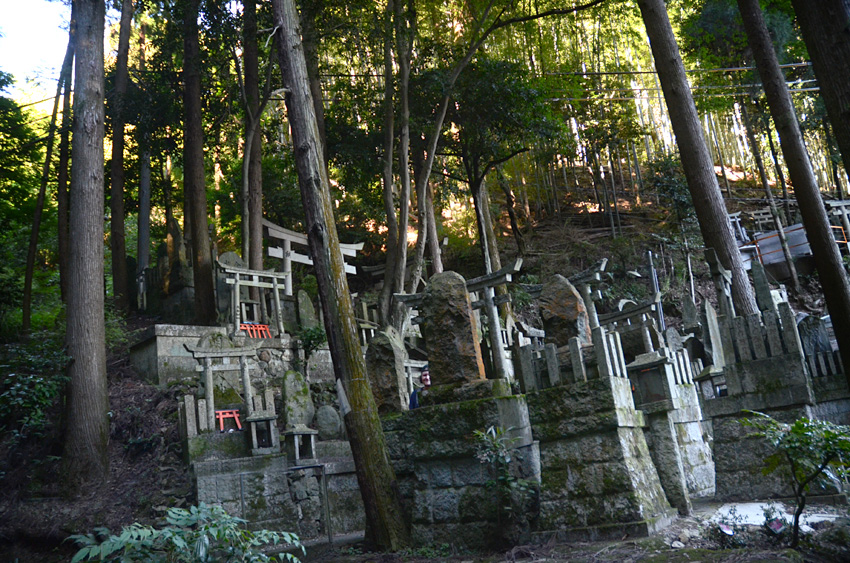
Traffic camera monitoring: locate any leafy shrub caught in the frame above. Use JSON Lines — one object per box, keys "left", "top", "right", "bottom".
{"left": 0, "top": 334, "right": 69, "bottom": 444}
{"left": 70, "top": 503, "right": 304, "bottom": 562}
{"left": 742, "top": 412, "right": 850, "bottom": 548}
{"left": 473, "top": 426, "right": 537, "bottom": 545}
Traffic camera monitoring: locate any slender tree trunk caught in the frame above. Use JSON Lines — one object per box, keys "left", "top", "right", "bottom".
{"left": 138, "top": 148, "right": 151, "bottom": 274}
{"left": 637, "top": 0, "right": 758, "bottom": 316}
{"left": 137, "top": 22, "right": 151, "bottom": 285}
{"left": 377, "top": 0, "right": 397, "bottom": 326}
{"left": 470, "top": 176, "right": 510, "bottom": 380}
{"left": 740, "top": 101, "right": 800, "bottom": 292}
{"left": 388, "top": 0, "right": 414, "bottom": 329}
{"left": 109, "top": 0, "right": 133, "bottom": 312}
{"left": 22, "top": 34, "right": 74, "bottom": 334}
{"left": 823, "top": 117, "right": 843, "bottom": 199}
{"left": 300, "top": 0, "right": 326, "bottom": 157}
{"left": 738, "top": 0, "right": 850, "bottom": 388}
{"left": 244, "top": 0, "right": 264, "bottom": 272}
{"left": 709, "top": 112, "right": 731, "bottom": 196}
{"left": 792, "top": 0, "right": 850, "bottom": 182}
{"left": 426, "top": 182, "right": 443, "bottom": 273}
{"left": 57, "top": 37, "right": 74, "bottom": 303}
{"left": 501, "top": 176, "right": 526, "bottom": 256}
{"left": 272, "top": 0, "right": 410, "bottom": 549}
{"left": 765, "top": 122, "right": 791, "bottom": 221}
{"left": 183, "top": 0, "right": 216, "bottom": 325}
{"left": 62, "top": 0, "right": 109, "bottom": 492}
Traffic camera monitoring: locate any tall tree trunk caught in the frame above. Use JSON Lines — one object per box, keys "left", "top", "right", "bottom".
{"left": 300, "top": 0, "right": 326, "bottom": 157}
{"left": 272, "top": 0, "right": 410, "bottom": 550}
{"left": 792, "top": 0, "right": 850, "bottom": 182}
{"left": 22, "top": 33, "right": 74, "bottom": 334}
{"left": 62, "top": 0, "right": 109, "bottom": 492}
{"left": 388, "top": 0, "right": 414, "bottom": 329}
{"left": 183, "top": 0, "right": 216, "bottom": 325}
{"left": 637, "top": 0, "right": 758, "bottom": 316}
{"left": 738, "top": 0, "right": 850, "bottom": 388}
{"left": 137, "top": 22, "right": 151, "bottom": 285}
{"left": 244, "top": 0, "right": 264, "bottom": 272}
{"left": 377, "top": 0, "right": 397, "bottom": 326}
{"left": 109, "top": 0, "right": 133, "bottom": 312}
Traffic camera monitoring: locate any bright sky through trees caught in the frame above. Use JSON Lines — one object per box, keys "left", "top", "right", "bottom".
{"left": 0, "top": 0, "right": 70, "bottom": 100}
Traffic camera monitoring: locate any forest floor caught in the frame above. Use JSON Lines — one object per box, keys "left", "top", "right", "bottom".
{"left": 1, "top": 188, "right": 849, "bottom": 561}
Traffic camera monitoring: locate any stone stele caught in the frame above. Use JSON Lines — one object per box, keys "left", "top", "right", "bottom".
{"left": 539, "top": 274, "right": 592, "bottom": 347}
{"left": 420, "top": 271, "right": 486, "bottom": 385}
{"left": 365, "top": 326, "right": 408, "bottom": 414}
{"left": 281, "top": 370, "right": 316, "bottom": 429}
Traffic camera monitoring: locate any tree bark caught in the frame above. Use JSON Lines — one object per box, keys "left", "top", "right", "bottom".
{"left": 109, "top": 0, "right": 133, "bottom": 312}
{"left": 738, "top": 0, "right": 850, "bottom": 388}
{"left": 377, "top": 0, "right": 397, "bottom": 326}
{"left": 183, "top": 0, "right": 216, "bottom": 325}
{"left": 425, "top": 182, "right": 443, "bottom": 273}
{"left": 792, "top": 0, "right": 850, "bottom": 182}
{"left": 637, "top": 0, "right": 758, "bottom": 316}
{"left": 244, "top": 0, "right": 264, "bottom": 272}
{"left": 137, "top": 22, "right": 151, "bottom": 286}
{"left": 272, "top": 0, "right": 410, "bottom": 550}
{"left": 62, "top": 0, "right": 109, "bottom": 492}
{"left": 388, "top": 0, "right": 414, "bottom": 329}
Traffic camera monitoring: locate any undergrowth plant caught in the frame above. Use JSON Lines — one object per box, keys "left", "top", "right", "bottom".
{"left": 70, "top": 503, "right": 304, "bottom": 563}
{"left": 473, "top": 426, "right": 537, "bottom": 545}
{"left": 742, "top": 411, "right": 850, "bottom": 548}
{"left": 0, "top": 334, "right": 69, "bottom": 447}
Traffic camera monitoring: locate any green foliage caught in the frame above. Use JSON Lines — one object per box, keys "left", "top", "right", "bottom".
{"left": 473, "top": 426, "right": 532, "bottom": 518}
{"left": 510, "top": 274, "right": 540, "bottom": 310}
{"left": 742, "top": 411, "right": 850, "bottom": 547}
{"left": 444, "top": 58, "right": 566, "bottom": 187}
{"left": 104, "top": 302, "right": 131, "bottom": 354}
{"left": 0, "top": 70, "right": 42, "bottom": 225}
{"left": 297, "top": 325, "right": 327, "bottom": 366}
{"left": 70, "top": 503, "right": 304, "bottom": 563}
{"left": 646, "top": 154, "right": 695, "bottom": 225}
{"left": 0, "top": 334, "right": 69, "bottom": 445}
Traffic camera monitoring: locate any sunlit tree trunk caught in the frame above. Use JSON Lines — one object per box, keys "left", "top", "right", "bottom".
{"left": 272, "top": 0, "right": 410, "bottom": 550}
{"left": 637, "top": 0, "right": 758, "bottom": 316}
{"left": 109, "top": 0, "right": 134, "bottom": 312}
{"left": 738, "top": 0, "right": 850, "bottom": 388}
{"left": 62, "top": 0, "right": 109, "bottom": 492}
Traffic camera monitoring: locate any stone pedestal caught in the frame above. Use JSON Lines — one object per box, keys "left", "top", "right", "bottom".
{"left": 526, "top": 369, "right": 675, "bottom": 541}
{"left": 383, "top": 380, "right": 538, "bottom": 550}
